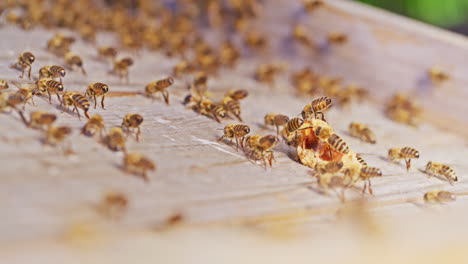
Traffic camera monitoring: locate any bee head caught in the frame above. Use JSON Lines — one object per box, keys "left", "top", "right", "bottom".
{"left": 59, "top": 69, "right": 66, "bottom": 77}
{"left": 102, "top": 85, "right": 109, "bottom": 93}
{"left": 243, "top": 127, "right": 250, "bottom": 134}
{"left": 57, "top": 83, "right": 64, "bottom": 91}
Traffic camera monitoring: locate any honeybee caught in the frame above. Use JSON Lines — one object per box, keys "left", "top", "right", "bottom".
{"left": 173, "top": 61, "right": 195, "bottom": 77}
{"left": 195, "top": 53, "right": 219, "bottom": 74}
{"left": 1, "top": 92, "right": 27, "bottom": 112}
{"left": 123, "top": 152, "right": 156, "bottom": 182}
{"left": 425, "top": 162, "right": 458, "bottom": 184}
{"left": 292, "top": 24, "right": 314, "bottom": 48}
{"left": 193, "top": 71, "right": 208, "bottom": 93}
{"left": 0, "top": 80, "right": 9, "bottom": 91}
{"left": 64, "top": 52, "right": 87, "bottom": 75}
{"left": 36, "top": 78, "right": 64, "bottom": 103}
{"left": 100, "top": 192, "right": 128, "bottom": 219}
{"left": 428, "top": 66, "right": 450, "bottom": 83}
{"left": 217, "top": 124, "right": 251, "bottom": 150}
{"left": 198, "top": 99, "right": 226, "bottom": 123}
{"left": 328, "top": 32, "right": 348, "bottom": 45}
{"left": 356, "top": 154, "right": 368, "bottom": 167}
{"left": 47, "top": 33, "right": 75, "bottom": 57}
{"left": 39, "top": 65, "right": 66, "bottom": 83}
{"left": 264, "top": 113, "right": 289, "bottom": 134}
{"left": 144, "top": 77, "right": 174, "bottom": 104}
{"left": 85, "top": 82, "right": 109, "bottom": 109}
{"left": 13, "top": 84, "right": 40, "bottom": 108}
{"left": 388, "top": 147, "right": 420, "bottom": 171}
{"left": 244, "top": 31, "right": 267, "bottom": 50}
{"left": 105, "top": 127, "right": 126, "bottom": 152}
{"left": 122, "top": 113, "right": 144, "bottom": 141}
{"left": 328, "top": 134, "right": 349, "bottom": 154}
{"left": 302, "top": 96, "right": 332, "bottom": 120}
{"left": 225, "top": 89, "right": 248, "bottom": 100}
{"left": 254, "top": 63, "right": 283, "bottom": 86}
{"left": 220, "top": 41, "right": 240, "bottom": 67}
{"left": 423, "top": 190, "right": 456, "bottom": 204}
{"left": 78, "top": 23, "right": 96, "bottom": 43}
{"left": 315, "top": 173, "right": 348, "bottom": 202}
{"left": 221, "top": 96, "right": 243, "bottom": 121}
{"left": 385, "top": 93, "right": 422, "bottom": 127}
{"left": 359, "top": 166, "right": 382, "bottom": 195}
{"left": 314, "top": 126, "right": 332, "bottom": 141}
{"left": 303, "top": 0, "right": 324, "bottom": 12}
{"left": 81, "top": 114, "right": 105, "bottom": 138}
{"left": 112, "top": 57, "right": 133, "bottom": 83}
{"left": 29, "top": 111, "right": 57, "bottom": 130}
{"left": 348, "top": 122, "right": 376, "bottom": 144}
{"left": 244, "top": 134, "right": 279, "bottom": 167}
{"left": 314, "top": 161, "right": 344, "bottom": 175}
{"left": 10, "top": 51, "right": 35, "bottom": 79}
{"left": 45, "top": 126, "right": 72, "bottom": 150}
{"left": 97, "top": 46, "right": 118, "bottom": 62}
{"left": 62, "top": 92, "right": 90, "bottom": 120}
{"left": 282, "top": 117, "right": 304, "bottom": 146}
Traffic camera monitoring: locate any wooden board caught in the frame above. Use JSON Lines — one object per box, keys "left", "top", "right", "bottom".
{"left": 1, "top": 0, "right": 468, "bottom": 263}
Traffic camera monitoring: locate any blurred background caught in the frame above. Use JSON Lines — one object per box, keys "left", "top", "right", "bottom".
{"left": 355, "top": 0, "right": 468, "bottom": 34}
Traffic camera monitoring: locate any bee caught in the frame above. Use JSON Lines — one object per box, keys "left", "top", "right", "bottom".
{"left": 97, "top": 46, "right": 118, "bottom": 62}
{"left": 47, "top": 34, "right": 75, "bottom": 57}
{"left": 244, "top": 31, "right": 267, "bottom": 50}
{"left": 225, "top": 89, "right": 248, "bottom": 100}
{"left": 385, "top": 93, "right": 422, "bottom": 127}
{"left": 39, "top": 65, "right": 66, "bottom": 83}
{"left": 45, "top": 126, "right": 72, "bottom": 148}
{"left": 423, "top": 190, "right": 456, "bottom": 204}
{"left": 122, "top": 114, "right": 144, "bottom": 141}
{"left": 315, "top": 173, "right": 348, "bottom": 202}
{"left": 10, "top": 52, "right": 35, "bottom": 79}
{"left": 328, "top": 134, "right": 349, "bottom": 154}
{"left": 244, "top": 134, "right": 279, "bottom": 167}
{"left": 29, "top": 111, "right": 56, "bottom": 130}
{"left": 144, "top": 77, "right": 174, "bottom": 104}
{"left": 62, "top": 92, "right": 90, "bottom": 120}
{"left": 81, "top": 114, "right": 105, "bottom": 138}
{"left": 348, "top": 122, "right": 376, "bottom": 144}
{"left": 36, "top": 78, "right": 64, "bottom": 104}
{"left": 64, "top": 52, "right": 87, "bottom": 75}
{"left": 359, "top": 166, "right": 382, "bottom": 195}
{"left": 314, "top": 161, "right": 344, "bottom": 175}
{"left": 254, "top": 63, "right": 283, "bottom": 86}
{"left": 78, "top": 23, "right": 96, "bottom": 43}
{"left": 13, "top": 84, "right": 40, "bottom": 108}
{"left": 328, "top": 32, "right": 348, "bottom": 45}
{"left": 112, "top": 57, "right": 134, "bottom": 83}
{"left": 85, "top": 82, "right": 109, "bottom": 109}
{"left": 200, "top": 99, "right": 227, "bottom": 123}
{"left": 303, "top": 96, "right": 332, "bottom": 120}
{"left": 428, "top": 66, "right": 450, "bottom": 83}
{"left": 356, "top": 154, "right": 368, "bottom": 167}
{"left": 0, "top": 80, "right": 9, "bottom": 91}
{"left": 195, "top": 53, "right": 219, "bottom": 74}
{"left": 285, "top": 117, "right": 304, "bottom": 134}
{"left": 314, "top": 126, "right": 332, "bottom": 141}
{"left": 105, "top": 127, "right": 126, "bottom": 152}
{"left": 173, "top": 61, "right": 195, "bottom": 77}
{"left": 264, "top": 113, "right": 289, "bottom": 134}
{"left": 220, "top": 41, "right": 240, "bottom": 67}
{"left": 122, "top": 152, "right": 156, "bottom": 182}
{"left": 100, "top": 192, "right": 128, "bottom": 219}
{"left": 1, "top": 92, "right": 27, "bottom": 112}
{"left": 217, "top": 124, "right": 251, "bottom": 150}
{"left": 193, "top": 71, "right": 208, "bottom": 93}
{"left": 388, "top": 147, "right": 420, "bottom": 171}
{"left": 303, "top": 0, "right": 324, "bottom": 12}
{"left": 292, "top": 24, "right": 314, "bottom": 48}
{"left": 425, "top": 162, "right": 458, "bottom": 184}
{"left": 221, "top": 96, "right": 243, "bottom": 121}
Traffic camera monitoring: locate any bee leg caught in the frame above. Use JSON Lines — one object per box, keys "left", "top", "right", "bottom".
{"left": 212, "top": 113, "right": 220, "bottom": 123}
{"left": 275, "top": 125, "right": 279, "bottom": 135}
{"left": 84, "top": 110, "right": 90, "bottom": 119}
{"left": 20, "top": 67, "right": 25, "bottom": 78}
{"left": 239, "top": 137, "right": 245, "bottom": 150}
{"left": 56, "top": 93, "right": 62, "bottom": 104}
{"left": 217, "top": 135, "right": 225, "bottom": 142}
{"left": 93, "top": 94, "right": 97, "bottom": 109}
{"left": 81, "top": 67, "right": 87, "bottom": 76}
{"left": 405, "top": 159, "right": 411, "bottom": 171}
{"left": 368, "top": 179, "right": 373, "bottom": 195}
{"left": 361, "top": 181, "right": 367, "bottom": 195}
{"left": 47, "top": 90, "right": 52, "bottom": 103}
{"left": 162, "top": 90, "right": 169, "bottom": 105}
{"left": 235, "top": 137, "right": 239, "bottom": 151}
{"left": 101, "top": 95, "right": 106, "bottom": 110}
{"left": 27, "top": 66, "right": 31, "bottom": 79}
{"left": 136, "top": 127, "right": 141, "bottom": 142}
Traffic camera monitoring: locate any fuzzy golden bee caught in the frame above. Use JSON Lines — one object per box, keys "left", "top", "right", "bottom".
{"left": 328, "top": 32, "right": 348, "bottom": 45}
{"left": 424, "top": 190, "right": 456, "bottom": 204}
{"left": 173, "top": 61, "right": 195, "bottom": 77}
{"left": 264, "top": 113, "right": 289, "bottom": 134}
{"left": 244, "top": 31, "right": 267, "bottom": 50}
{"left": 11, "top": 51, "right": 35, "bottom": 79}
{"left": 314, "top": 161, "right": 344, "bottom": 176}
{"left": 36, "top": 78, "right": 64, "bottom": 103}
{"left": 122, "top": 114, "right": 144, "bottom": 141}
{"left": 359, "top": 166, "right": 382, "bottom": 195}
{"left": 217, "top": 124, "right": 251, "bottom": 150}
{"left": 45, "top": 126, "right": 72, "bottom": 153}
{"left": 100, "top": 192, "right": 129, "bottom": 219}
{"left": 97, "top": 46, "right": 118, "bottom": 62}
{"left": 145, "top": 77, "right": 174, "bottom": 104}
{"left": 123, "top": 152, "right": 156, "bottom": 182}
{"left": 425, "top": 161, "right": 458, "bottom": 184}
{"left": 112, "top": 57, "right": 134, "bottom": 83}
{"left": 220, "top": 41, "right": 240, "bottom": 67}
{"left": 327, "top": 133, "right": 349, "bottom": 154}
{"left": 225, "top": 89, "right": 249, "bottom": 101}
{"left": 388, "top": 147, "right": 420, "bottom": 171}
{"left": 254, "top": 63, "right": 283, "bottom": 86}
{"left": 282, "top": 117, "right": 305, "bottom": 146}
{"left": 200, "top": 99, "right": 227, "bottom": 123}
{"left": 47, "top": 33, "right": 75, "bottom": 57}
{"left": 302, "top": 96, "right": 332, "bottom": 120}
{"left": 348, "top": 122, "right": 376, "bottom": 144}
{"left": 62, "top": 92, "right": 90, "bottom": 120}
{"left": 85, "top": 82, "right": 109, "bottom": 109}
{"left": 0, "top": 80, "right": 9, "bottom": 91}
{"left": 105, "top": 127, "right": 126, "bottom": 152}
{"left": 244, "top": 134, "right": 279, "bottom": 167}
{"left": 193, "top": 71, "right": 208, "bottom": 93}
{"left": 39, "top": 65, "right": 66, "bottom": 83}
{"left": 14, "top": 85, "right": 39, "bottom": 108}
{"left": 81, "top": 114, "right": 105, "bottom": 138}
{"left": 64, "top": 52, "right": 87, "bottom": 75}
{"left": 428, "top": 66, "right": 450, "bottom": 83}
{"left": 303, "top": 0, "right": 324, "bottom": 12}
{"left": 292, "top": 24, "right": 314, "bottom": 48}
{"left": 285, "top": 117, "right": 305, "bottom": 134}
{"left": 29, "top": 111, "right": 57, "bottom": 130}
{"left": 221, "top": 96, "right": 243, "bottom": 122}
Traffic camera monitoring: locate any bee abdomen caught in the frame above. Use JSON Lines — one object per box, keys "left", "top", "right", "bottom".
{"left": 328, "top": 133, "right": 349, "bottom": 154}
{"left": 286, "top": 117, "right": 304, "bottom": 133}
{"left": 360, "top": 166, "right": 382, "bottom": 178}
{"left": 311, "top": 96, "right": 332, "bottom": 112}
{"left": 401, "top": 147, "right": 419, "bottom": 158}
{"left": 72, "top": 94, "right": 90, "bottom": 110}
